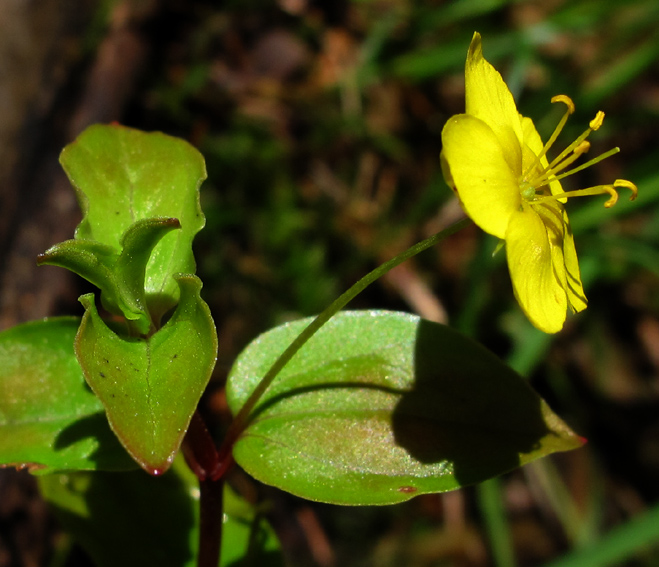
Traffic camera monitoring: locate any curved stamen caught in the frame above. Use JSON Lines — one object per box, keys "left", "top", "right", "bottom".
{"left": 521, "top": 100, "right": 609, "bottom": 196}
{"left": 613, "top": 179, "right": 639, "bottom": 201}
{"left": 544, "top": 185, "right": 619, "bottom": 207}
{"left": 536, "top": 96, "right": 575, "bottom": 162}
{"left": 521, "top": 95, "right": 575, "bottom": 181}
{"left": 519, "top": 96, "right": 635, "bottom": 211}
{"left": 535, "top": 179, "right": 638, "bottom": 208}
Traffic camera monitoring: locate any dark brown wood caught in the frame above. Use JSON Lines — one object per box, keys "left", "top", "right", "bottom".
{"left": 0, "top": 0, "right": 155, "bottom": 329}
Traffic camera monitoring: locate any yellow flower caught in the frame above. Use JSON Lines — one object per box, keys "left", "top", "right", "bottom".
{"left": 440, "top": 32, "right": 637, "bottom": 333}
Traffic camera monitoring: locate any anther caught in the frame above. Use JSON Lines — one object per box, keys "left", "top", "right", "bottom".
{"left": 530, "top": 95, "right": 576, "bottom": 169}
{"left": 614, "top": 179, "right": 638, "bottom": 201}
{"left": 602, "top": 186, "right": 618, "bottom": 208}
{"left": 520, "top": 96, "right": 637, "bottom": 212}
{"left": 589, "top": 111, "right": 605, "bottom": 131}
{"left": 532, "top": 140, "right": 593, "bottom": 188}
{"left": 574, "top": 141, "right": 590, "bottom": 156}
{"left": 551, "top": 95, "right": 575, "bottom": 114}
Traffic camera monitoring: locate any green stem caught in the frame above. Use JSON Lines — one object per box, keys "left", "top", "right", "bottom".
{"left": 217, "top": 217, "right": 471, "bottom": 462}
{"left": 478, "top": 477, "right": 517, "bottom": 567}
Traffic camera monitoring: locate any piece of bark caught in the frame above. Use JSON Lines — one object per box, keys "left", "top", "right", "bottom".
{"left": 0, "top": 0, "right": 155, "bottom": 329}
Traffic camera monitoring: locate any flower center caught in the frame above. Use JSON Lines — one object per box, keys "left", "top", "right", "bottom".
{"left": 519, "top": 95, "right": 637, "bottom": 208}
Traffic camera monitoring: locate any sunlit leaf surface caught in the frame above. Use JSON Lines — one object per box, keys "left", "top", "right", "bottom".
{"left": 0, "top": 319, "right": 134, "bottom": 474}
{"left": 75, "top": 275, "right": 218, "bottom": 475}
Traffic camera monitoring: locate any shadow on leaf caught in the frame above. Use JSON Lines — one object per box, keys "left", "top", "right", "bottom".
{"left": 41, "top": 467, "right": 195, "bottom": 567}
{"left": 392, "top": 318, "right": 551, "bottom": 487}
{"left": 54, "top": 412, "right": 137, "bottom": 471}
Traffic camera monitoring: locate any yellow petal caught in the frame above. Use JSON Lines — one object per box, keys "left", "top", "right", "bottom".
{"left": 521, "top": 115, "right": 544, "bottom": 157}
{"left": 534, "top": 200, "right": 569, "bottom": 294}
{"left": 466, "top": 32, "right": 523, "bottom": 174}
{"left": 505, "top": 203, "right": 567, "bottom": 333}
{"left": 562, "top": 210, "right": 587, "bottom": 313}
{"left": 441, "top": 114, "right": 521, "bottom": 239}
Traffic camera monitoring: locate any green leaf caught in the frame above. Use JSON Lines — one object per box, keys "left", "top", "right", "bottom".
{"left": 114, "top": 217, "right": 182, "bottom": 326}
{"left": 37, "top": 240, "right": 119, "bottom": 296}
{"left": 75, "top": 275, "right": 218, "bottom": 475}
{"left": 0, "top": 318, "right": 135, "bottom": 474}
{"left": 38, "top": 457, "right": 282, "bottom": 567}
{"left": 39, "top": 217, "right": 181, "bottom": 334}
{"left": 220, "top": 483, "right": 283, "bottom": 567}
{"left": 59, "top": 123, "right": 207, "bottom": 320}
{"left": 226, "top": 310, "right": 584, "bottom": 505}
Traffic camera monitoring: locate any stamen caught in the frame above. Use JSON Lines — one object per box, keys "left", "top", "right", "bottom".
{"left": 527, "top": 141, "right": 591, "bottom": 190}
{"left": 535, "top": 179, "right": 637, "bottom": 208}
{"left": 546, "top": 126, "right": 594, "bottom": 173}
{"left": 614, "top": 179, "right": 638, "bottom": 201}
{"left": 520, "top": 95, "right": 576, "bottom": 186}
{"left": 542, "top": 109, "right": 605, "bottom": 176}
{"left": 549, "top": 147, "right": 620, "bottom": 182}
{"left": 534, "top": 96, "right": 575, "bottom": 165}
{"left": 536, "top": 185, "right": 618, "bottom": 207}
{"left": 518, "top": 96, "right": 636, "bottom": 211}
{"left": 549, "top": 140, "right": 591, "bottom": 177}
{"left": 589, "top": 111, "right": 605, "bottom": 130}
{"left": 551, "top": 95, "right": 575, "bottom": 114}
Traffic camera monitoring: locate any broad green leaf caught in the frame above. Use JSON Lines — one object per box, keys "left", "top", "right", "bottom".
{"left": 39, "top": 217, "right": 181, "bottom": 334}
{"left": 59, "top": 124, "right": 207, "bottom": 320}
{"left": 227, "top": 310, "right": 583, "bottom": 505}
{"left": 75, "top": 275, "right": 218, "bottom": 475}
{"left": 0, "top": 318, "right": 135, "bottom": 474}
{"left": 38, "top": 457, "right": 282, "bottom": 567}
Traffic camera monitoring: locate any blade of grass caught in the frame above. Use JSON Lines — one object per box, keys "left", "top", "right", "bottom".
{"left": 582, "top": 37, "right": 659, "bottom": 106}
{"left": 478, "top": 478, "right": 516, "bottom": 567}
{"left": 542, "top": 503, "right": 659, "bottom": 567}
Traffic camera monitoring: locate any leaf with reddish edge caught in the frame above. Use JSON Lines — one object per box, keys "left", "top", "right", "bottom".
{"left": 226, "top": 310, "right": 584, "bottom": 505}
{"left": 0, "top": 318, "right": 135, "bottom": 474}
{"left": 75, "top": 274, "right": 218, "bottom": 475}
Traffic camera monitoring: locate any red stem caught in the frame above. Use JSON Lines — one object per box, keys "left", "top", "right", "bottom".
{"left": 198, "top": 477, "right": 224, "bottom": 567}
{"left": 182, "top": 410, "right": 228, "bottom": 567}
{"left": 182, "top": 410, "right": 221, "bottom": 480}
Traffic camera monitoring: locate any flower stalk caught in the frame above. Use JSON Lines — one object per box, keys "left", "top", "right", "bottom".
{"left": 216, "top": 217, "right": 471, "bottom": 466}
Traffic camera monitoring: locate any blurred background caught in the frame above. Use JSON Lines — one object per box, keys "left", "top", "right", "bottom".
{"left": 1, "top": 0, "right": 659, "bottom": 565}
